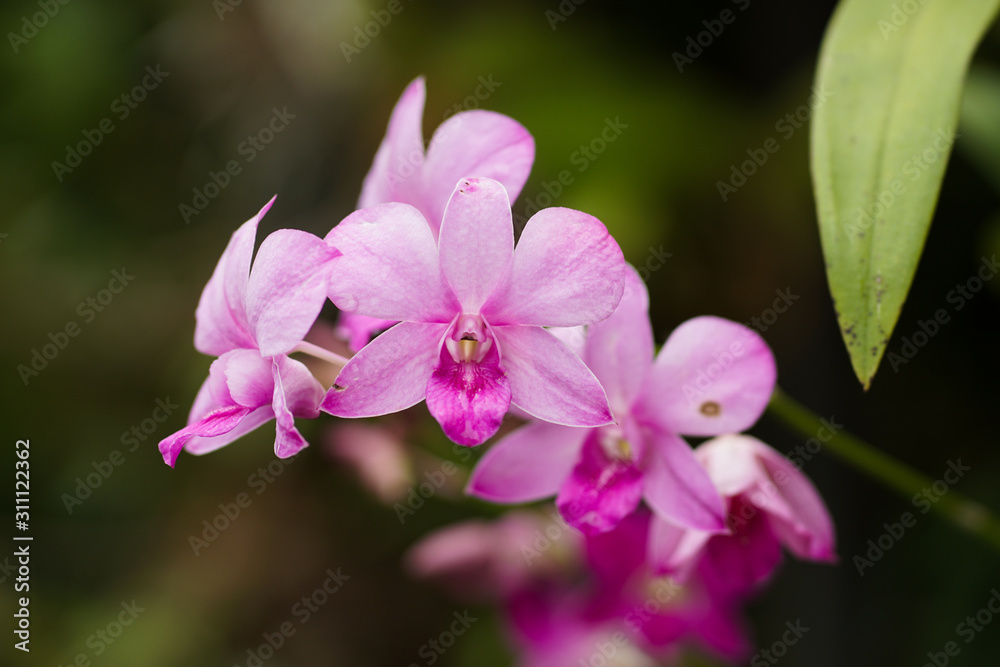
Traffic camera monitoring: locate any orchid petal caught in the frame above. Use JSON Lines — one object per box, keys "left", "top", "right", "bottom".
{"left": 158, "top": 404, "right": 255, "bottom": 467}
{"left": 358, "top": 77, "right": 426, "bottom": 210}
{"left": 187, "top": 359, "right": 233, "bottom": 423}
{"left": 271, "top": 357, "right": 317, "bottom": 458}
{"left": 183, "top": 406, "right": 274, "bottom": 457}
{"left": 326, "top": 203, "right": 458, "bottom": 322}
{"left": 245, "top": 229, "right": 340, "bottom": 357}
{"left": 193, "top": 199, "right": 274, "bottom": 355}
{"left": 493, "top": 325, "right": 613, "bottom": 428}
{"left": 321, "top": 321, "right": 446, "bottom": 417}
{"left": 695, "top": 434, "right": 762, "bottom": 498}
{"left": 274, "top": 355, "right": 324, "bottom": 419}
{"left": 744, "top": 437, "right": 836, "bottom": 562}
{"left": 556, "top": 433, "right": 643, "bottom": 535}
{"left": 634, "top": 317, "right": 776, "bottom": 437}
{"left": 466, "top": 421, "right": 587, "bottom": 503}
{"left": 438, "top": 178, "right": 514, "bottom": 313}
{"left": 647, "top": 515, "right": 714, "bottom": 579}
{"left": 585, "top": 509, "right": 650, "bottom": 587}
{"left": 583, "top": 265, "right": 654, "bottom": 414}
{"left": 699, "top": 499, "right": 784, "bottom": 595}
{"left": 642, "top": 430, "right": 726, "bottom": 532}
{"left": 483, "top": 207, "right": 625, "bottom": 327}
{"left": 223, "top": 349, "right": 275, "bottom": 409}
{"left": 421, "top": 110, "right": 534, "bottom": 233}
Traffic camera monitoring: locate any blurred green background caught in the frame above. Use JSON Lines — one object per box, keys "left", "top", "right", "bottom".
{"left": 2, "top": 0, "right": 1000, "bottom": 665}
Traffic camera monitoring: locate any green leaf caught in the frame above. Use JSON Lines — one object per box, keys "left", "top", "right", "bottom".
{"left": 810, "top": 0, "right": 1000, "bottom": 389}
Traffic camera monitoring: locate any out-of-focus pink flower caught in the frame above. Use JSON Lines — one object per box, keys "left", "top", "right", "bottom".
{"left": 506, "top": 585, "right": 660, "bottom": 667}
{"left": 468, "top": 266, "right": 776, "bottom": 538}
{"left": 323, "top": 177, "right": 624, "bottom": 446}
{"left": 340, "top": 76, "right": 535, "bottom": 351}
{"left": 649, "top": 434, "right": 837, "bottom": 597}
{"left": 158, "top": 198, "right": 340, "bottom": 466}
{"left": 586, "top": 510, "right": 752, "bottom": 664}
{"left": 406, "top": 511, "right": 581, "bottom": 602}
{"left": 325, "top": 422, "right": 413, "bottom": 504}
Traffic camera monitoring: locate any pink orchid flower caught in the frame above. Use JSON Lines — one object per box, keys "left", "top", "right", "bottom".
{"left": 585, "top": 509, "right": 753, "bottom": 664}
{"left": 467, "top": 266, "right": 777, "bottom": 537}
{"left": 158, "top": 198, "right": 341, "bottom": 467}
{"left": 323, "top": 176, "right": 624, "bottom": 447}
{"left": 648, "top": 434, "right": 837, "bottom": 596}
{"left": 339, "top": 77, "right": 535, "bottom": 351}
{"left": 505, "top": 585, "right": 662, "bottom": 667}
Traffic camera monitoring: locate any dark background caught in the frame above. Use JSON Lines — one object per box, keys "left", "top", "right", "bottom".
{"left": 2, "top": 0, "right": 1000, "bottom": 665}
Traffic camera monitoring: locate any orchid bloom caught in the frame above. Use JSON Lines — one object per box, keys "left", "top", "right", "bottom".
{"left": 467, "top": 266, "right": 777, "bottom": 539}
{"left": 339, "top": 76, "right": 535, "bottom": 351}
{"left": 158, "top": 198, "right": 341, "bottom": 467}
{"left": 505, "top": 585, "right": 661, "bottom": 667}
{"left": 585, "top": 510, "right": 753, "bottom": 664}
{"left": 323, "top": 176, "right": 624, "bottom": 446}
{"left": 649, "top": 434, "right": 836, "bottom": 596}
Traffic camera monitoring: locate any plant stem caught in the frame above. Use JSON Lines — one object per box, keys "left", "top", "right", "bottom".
{"left": 292, "top": 341, "right": 350, "bottom": 368}
{"left": 767, "top": 387, "right": 1000, "bottom": 552}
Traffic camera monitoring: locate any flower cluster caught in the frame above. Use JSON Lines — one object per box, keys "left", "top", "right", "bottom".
{"left": 159, "top": 78, "right": 836, "bottom": 665}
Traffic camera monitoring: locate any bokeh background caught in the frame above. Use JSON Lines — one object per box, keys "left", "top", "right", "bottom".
{"left": 3, "top": 0, "right": 1000, "bottom": 665}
